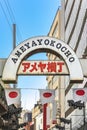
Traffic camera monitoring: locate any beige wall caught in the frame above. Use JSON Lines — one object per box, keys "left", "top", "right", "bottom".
{"left": 47, "top": 9, "right": 66, "bottom": 129}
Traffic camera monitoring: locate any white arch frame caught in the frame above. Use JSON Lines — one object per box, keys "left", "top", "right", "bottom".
{"left": 2, "top": 36, "right": 83, "bottom": 83}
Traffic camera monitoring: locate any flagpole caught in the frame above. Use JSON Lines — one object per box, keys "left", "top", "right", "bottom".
{"left": 43, "top": 103, "right": 47, "bottom": 130}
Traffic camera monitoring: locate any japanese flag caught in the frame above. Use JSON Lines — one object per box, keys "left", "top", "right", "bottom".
{"left": 73, "top": 88, "right": 87, "bottom": 102}
{"left": 39, "top": 89, "right": 55, "bottom": 104}
{"left": 5, "top": 88, "right": 21, "bottom": 106}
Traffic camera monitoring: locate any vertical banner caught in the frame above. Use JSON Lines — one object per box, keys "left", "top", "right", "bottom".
{"left": 52, "top": 101, "right": 57, "bottom": 124}
{"left": 46, "top": 105, "right": 50, "bottom": 128}
{"left": 73, "top": 88, "right": 87, "bottom": 102}
{"left": 39, "top": 89, "right": 55, "bottom": 104}
{"left": 5, "top": 88, "right": 21, "bottom": 106}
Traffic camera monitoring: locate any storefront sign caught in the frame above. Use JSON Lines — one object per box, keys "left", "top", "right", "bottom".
{"left": 18, "top": 60, "right": 68, "bottom": 75}
{"left": 2, "top": 36, "right": 83, "bottom": 83}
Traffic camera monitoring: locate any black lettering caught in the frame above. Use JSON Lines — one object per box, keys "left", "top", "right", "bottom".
{"left": 56, "top": 43, "right": 62, "bottom": 49}
{"left": 64, "top": 50, "right": 71, "bottom": 57}
{"left": 24, "top": 42, "right": 30, "bottom": 49}
{"left": 32, "top": 41, "right": 37, "bottom": 47}
{"left": 44, "top": 39, "right": 50, "bottom": 45}
{"left": 69, "top": 57, "right": 75, "bottom": 62}
{"left": 61, "top": 46, "right": 67, "bottom": 52}
{"left": 37, "top": 39, "right": 43, "bottom": 45}
{"left": 15, "top": 50, "right": 22, "bottom": 57}
{"left": 11, "top": 58, "right": 18, "bottom": 64}
{"left": 20, "top": 46, "right": 26, "bottom": 52}
{"left": 50, "top": 40, "right": 55, "bottom": 47}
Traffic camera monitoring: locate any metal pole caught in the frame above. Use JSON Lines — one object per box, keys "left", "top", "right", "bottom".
{"left": 83, "top": 102, "right": 86, "bottom": 130}
{"left": 13, "top": 24, "right": 16, "bottom": 50}
{"left": 13, "top": 24, "right": 16, "bottom": 88}
{"left": 70, "top": 118, "right": 72, "bottom": 130}
{"left": 43, "top": 103, "right": 47, "bottom": 130}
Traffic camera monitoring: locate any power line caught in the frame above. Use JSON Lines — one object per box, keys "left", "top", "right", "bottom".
{"left": 18, "top": 87, "right": 39, "bottom": 90}
{"left": 4, "top": 0, "right": 15, "bottom": 23}
{"left": 6, "top": 0, "right": 23, "bottom": 41}
{"left": 0, "top": 1, "right": 12, "bottom": 31}
{"left": 0, "top": 0, "right": 23, "bottom": 42}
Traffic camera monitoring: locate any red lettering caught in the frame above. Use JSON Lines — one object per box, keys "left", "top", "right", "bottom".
{"left": 38, "top": 62, "right": 46, "bottom": 72}
{"left": 47, "top": 62, "right": 56, "bottom": 72}
{"left": 22, "top": 63, "right": 30, "bottom": 72}
{"left": 57, "top": 62, "right": 64, "bottom": 72}
{"left": 29, "top": 62, "right": 37, "bottom": 72}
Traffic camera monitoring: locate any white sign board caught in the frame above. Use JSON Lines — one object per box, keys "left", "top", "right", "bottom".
{"left": 2, "top": 36, "right": 83, "bottom": 83}
{"left": 18, "top": 60, "right": 68, "bottom": 75}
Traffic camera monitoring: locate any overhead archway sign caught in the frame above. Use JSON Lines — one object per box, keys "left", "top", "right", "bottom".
{"left": 2, "top": 36, "right": 83, "bottom": 83}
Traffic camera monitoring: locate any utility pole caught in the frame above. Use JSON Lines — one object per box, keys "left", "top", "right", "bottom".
{"left": 13, "top": 24, "right": 16, "bottom": 88}
{"left": 13, "top": 24, "right": 16, "bottom": 50}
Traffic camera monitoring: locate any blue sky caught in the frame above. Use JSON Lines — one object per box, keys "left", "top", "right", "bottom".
{"left": 0, "top": 0, "right": 61, "bottom": 110}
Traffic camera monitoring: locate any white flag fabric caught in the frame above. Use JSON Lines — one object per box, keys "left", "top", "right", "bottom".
{"left": 73, "top": 88, "right": 87, "bottom": 102}
{"left": 52, "top": 101, "right": 57, "bottom": 124}
{"left": 39, "top": 89, "right": 55, "bottom": 104}
{"left": 5, "top": 88, "right": 21, "bottom": 106}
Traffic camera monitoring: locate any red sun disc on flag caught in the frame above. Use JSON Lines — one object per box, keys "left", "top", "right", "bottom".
{"left": 43, "top": 92, "right": 52, "bottom": 98}
{"left": 76, "top": 89, "right": 85, "bottom": 96}
{"left": 9, "top": 91, "right": 18, "bottom": 98}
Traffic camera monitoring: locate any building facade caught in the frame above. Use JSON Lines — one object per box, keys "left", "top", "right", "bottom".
{"left": 0, "top": 80, "right": 8, "bottom": 130}
{"left": 47, "top": 0, "right": 87, "bottom": 130}
{"left": 32, "top": 102, "right": 43, "bottom": 130}
{"left": 47, "top": 8, "right": 65, "bottom": 129}
{"left": 63, "top": 0, "right": 87, "bottom": 129}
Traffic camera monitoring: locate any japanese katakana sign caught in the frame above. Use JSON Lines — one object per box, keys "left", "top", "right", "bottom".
{"left": 2, "top": 36, "right": 83, "bottom": 83}
{"left": 18, "top": 61, "right": 68, "bottom": 75}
